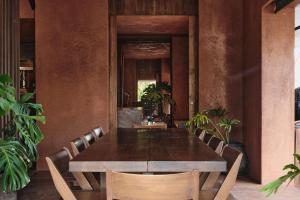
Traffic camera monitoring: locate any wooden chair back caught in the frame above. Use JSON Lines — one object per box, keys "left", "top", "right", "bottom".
{"left": 46, "top": 148, "right": 78, "bottom": 200}
{"left": 70, "top": 137, "right": 86, "bottom": 157}
{"left": 203, "top": 134, "right": 214, "bottom": 144}
{"left": 46, "top": 147, "right": 93, "bottom": 190}
{"left": 70, "top": 138, "right": 100, "bottom": 190}
{"left": 198, "top": 130, "right": 206, "bottom": 141}
{"left": 106, "top": 171, "right": 200, "bottom": 200}
{"left": 92, "top": 127, "right": 105, "bottom": 139}
{"left": 82, "top": 131, "right": 96, "bottom": 147}
{"left": 213, "top": 146, "right": 243, "bottom": 200}
{"left": 208, "top": 137, "right": 224, "bottom": 155}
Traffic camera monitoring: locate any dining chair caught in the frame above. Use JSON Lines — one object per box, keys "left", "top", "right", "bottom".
{"left": 199, "top": 137, "right": 224, "bottom": 190}
{"left": 199, "top": 146, "right": 243, "bottom": 200}
{"left": 70, "top": 137, "right": 86, "bottom": 157}
{"left": 82, "top": 131, "right": 97, "bottom": 147}
{"left": 198, "top": 130, "right": 206, "bottom": 141}
{"left": 46, "top": 148, "right": 106, "bottom": 200}
{"left": 106, "top": 171, "right": 200, "bottom": 200}
{"left": 70, "top": 138, "right": 100, "bottom": 190}
{"left": 92, "top": 127, "right": 105, "bottom": 139}
{"left": 208, "top": 137, "right": 224, "bottom": 155}
{"left": 203, "top": 133, "right": 214, "bottom": 145}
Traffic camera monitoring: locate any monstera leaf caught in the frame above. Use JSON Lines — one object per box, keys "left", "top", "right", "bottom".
{"left": 261, "top": 154, "right": 300, "bottom": 196}
{"left": 0, "top": 139, "right": 30, "bottom": 192}
{"left": 0, "top": 74, "right": 45, "bottom": 192}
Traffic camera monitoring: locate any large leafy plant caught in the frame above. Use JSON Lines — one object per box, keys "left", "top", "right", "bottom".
{"left": 0, "top": 74, "right": 45, "bottom": 192}
{"left": 141, "top": 82, "right": 175, "bottom": 118}
{"left": 186, "top": 107, "right": 240, "bottom": 144}
{"left": 261, "top": 154, "right": 300, "bottom": 196}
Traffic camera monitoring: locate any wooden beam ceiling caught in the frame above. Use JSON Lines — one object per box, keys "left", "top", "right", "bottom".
{"left": 117, "top": 16, "right": 189, "bottom": 35}
{"left": 122, "top": 43, "right": 170, "bottom": 59}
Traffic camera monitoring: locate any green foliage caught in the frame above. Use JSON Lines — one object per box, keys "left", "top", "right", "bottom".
{"left": 0, "top": 74, "right": 45, "bottom": 192}
{"left": 261, "top": 154, "right": 300, "bottom": 196}
{"left": 141, "top": 82, "right": 175, "bottom": 117}
{"left": 186, "top": 107, "right": 240, "bottom": 144}
{"left": 0, "top": 139, "right": 30, "bottom": 192}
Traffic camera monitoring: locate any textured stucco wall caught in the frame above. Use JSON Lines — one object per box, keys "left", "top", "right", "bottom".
{"left": 172, "top": 37, "right": 189, "bottom": 120}
{"left": 199, "top": 0, "right": 244, "bottom": 142}
{"left": 20, "top": 0, "right": 34, "bottom": 18}
{"left": 36, "top": 0, "right": 109, "bottom": 169}
{"left": 243, "top": 0, "right": 295, "bottom": 183}
{"left": 243, "top": 0, "right": 263, "bottom": 183}
{"left": 261, "top": 3, "right": 295, "bottom": 183}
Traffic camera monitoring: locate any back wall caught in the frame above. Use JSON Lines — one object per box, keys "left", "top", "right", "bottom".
{"left": 36, "top": 0, "right": 109, "bottom": 169}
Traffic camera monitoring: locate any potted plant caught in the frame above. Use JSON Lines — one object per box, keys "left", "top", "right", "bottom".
{"left": 186, "top": 107, "right": 240, "bottom": 145}
{"left": 141, "top": 82, "right": 175, "bottom": 122}
{"left": 187, "top": 107, "right": 248, "bottom": 173}
{"left": 0, "top": 75, "right": 45, "bottom": 195}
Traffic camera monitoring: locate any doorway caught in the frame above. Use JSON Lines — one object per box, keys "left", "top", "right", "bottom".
{"left": 112, "top": 16, "right": 197, "bottom": 128}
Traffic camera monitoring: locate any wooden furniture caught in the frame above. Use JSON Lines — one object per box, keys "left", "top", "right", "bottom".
{"left": 70, "top": 138, "right": 100, "bottom": 190}
{"left": 46, "top": 148, "right": 105, "bottom": 199}
{"left": 82, "top": 132, "right": 97, "bottom": 147}
{"left": 70, "top": 138, "right": 86, "bottom": 157}
{"left": 132, "top": 122, "right": 168, "bottom": 129}
{"left": 198, "top": 130, "right": 206, "bottom": 141}
{"left": 199, "top": 147, "right": 243, "bottom": 199}
{"left": 203, "top": 133, "right": 214, "bottom": 145}
{"left": 92, "top": 127, "right": 105, "bottom": 139}
{"left": 106, "top": 171, "right": 199, "bottom": 200}
{"left": 69, "top": 128, "right": 226, "bottom": 173}
{"left": 200, "top": 137, "right": 224, "bottom": 190}
{"left": 208, "top": 137, "right": 224, "bottom": 155}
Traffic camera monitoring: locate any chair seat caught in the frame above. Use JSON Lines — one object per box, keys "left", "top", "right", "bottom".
{"left": 199, "top": 190, "right": 217, "bottom": 200}
{"left": 74, "top": 191, "right": 106, "bottom": 200}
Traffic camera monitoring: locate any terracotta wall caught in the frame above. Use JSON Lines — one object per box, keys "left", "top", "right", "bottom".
{"left": 161, "top": 59, "right": 171, "bottom": 83}
{"left": 243, "top": 0, "right": 263, "bottom": 182}
{"left": 36, "top": 0, "right": 109, "bottom": 169}
{"left": 20, "top": 0, "right": 34, "bottom": 18}
{"left": 199, "top": 0, "right": 244, "bottom": 142}
{"left": 261, "top": 3, "right": 295, "bottom": 183}
{"left": 123, "top": 59, "right": 137, "bottom": 106}
{"left": 243, "top": 0, "right": 295, "bottom": 183}
{"left": 172, "top": 37, "right": 189, "bottom": 120}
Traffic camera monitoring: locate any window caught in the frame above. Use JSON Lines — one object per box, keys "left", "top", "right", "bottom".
{"left": 137, "top": 80, "right": 156, "bottom": 101}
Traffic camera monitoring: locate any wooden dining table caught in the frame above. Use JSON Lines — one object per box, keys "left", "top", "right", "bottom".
{"left": 69, "top": 128, "right": 227, "bottom": 173}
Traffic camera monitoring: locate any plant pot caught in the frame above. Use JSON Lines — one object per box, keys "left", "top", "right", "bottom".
{"left": 0, "top": 192, "right": 17, "bottom": 200}
{"left": 228, "top": 142, "right": 248, "bottom": 175}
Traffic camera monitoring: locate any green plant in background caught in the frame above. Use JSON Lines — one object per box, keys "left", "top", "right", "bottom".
{"left": 0, "top": 74, "right": 45, "bottom": 192}
{"left": 186, "top": 107, "right": 240, "bottom": 144}
{"left": 261, "top": 154, "right": 300, "bottom": 196}
{"left": 141, "top": 82, "right": 175, "bottom": 118}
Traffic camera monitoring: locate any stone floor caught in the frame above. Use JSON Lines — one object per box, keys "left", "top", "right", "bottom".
{"left": 1, "top": 172, "right": 299, "bottom": 200}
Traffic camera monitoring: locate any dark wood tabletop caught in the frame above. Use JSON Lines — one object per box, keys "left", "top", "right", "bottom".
{"left": 69, "top": 128, "right": 227, "bottom": 172}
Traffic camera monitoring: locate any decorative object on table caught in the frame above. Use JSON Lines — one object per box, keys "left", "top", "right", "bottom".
{"left": 261, "top": 154, "right": 300, "bottom": 196}
{"left": 140, "top": 82, "right": 175, "bottom": 124}
{"left": 0, "top": 74, "right": 45, "bottom": 192}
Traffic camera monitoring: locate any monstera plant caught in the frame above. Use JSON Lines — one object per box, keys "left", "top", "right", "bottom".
{"left": 261, "top": 154, "right": 300, "bottom": 196}
{"left": 0, "top": 74, "right": 45, "bottom": 192}
{"left": 186, "top": 107, "right": 240, "bottom": 144}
